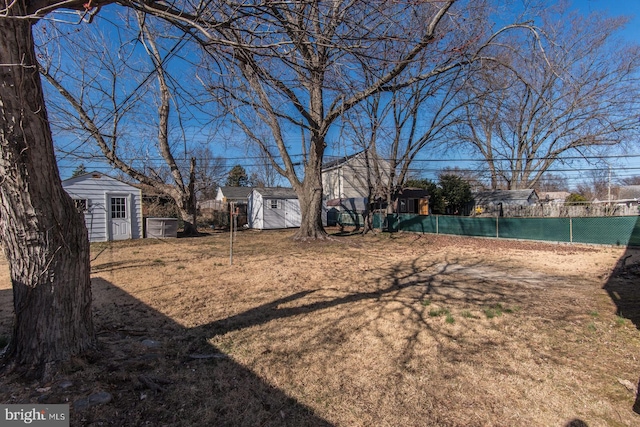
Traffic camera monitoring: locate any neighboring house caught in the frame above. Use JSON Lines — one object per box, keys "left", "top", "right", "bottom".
{"left": 322, "top": 151, "right": 392, "bottom": 202}
{"left": 472, "top": 189, "right": 539, "bottom": 216}
{"left": 392, "top": 188, "right": 430, "bottom": 215}
{"left": 62, "top": 172, "right": 143, "bottom": 242}
{"left": 215, "top": 186, "right": 254, "bottom": 206}
{"left": 210, "top": 186, "right": 254, "bottom": 227}
{"left": 247, "top": 187, "right": 328, "bottom": 230}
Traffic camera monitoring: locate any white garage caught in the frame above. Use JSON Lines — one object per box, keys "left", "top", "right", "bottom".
{"left": 62, "top": 172, "right": 143, "bottom": 242}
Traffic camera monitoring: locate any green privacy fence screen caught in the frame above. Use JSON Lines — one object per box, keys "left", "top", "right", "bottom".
{"left": 376, "top": 213, "right": 640, "bottom": 246}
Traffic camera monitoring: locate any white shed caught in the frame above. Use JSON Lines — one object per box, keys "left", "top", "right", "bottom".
{"left": 248, "top": 188, "right": 301, "bottom": 230}
{"left": 62, "top": 172, "right": 143, "bottom": 242}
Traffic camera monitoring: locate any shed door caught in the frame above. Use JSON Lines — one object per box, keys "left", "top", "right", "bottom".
{"left": 109, "top": 196, "right": 131, "bottom": 240}
{"left": 284, "top": 199, "right": 301, "bottom": 228}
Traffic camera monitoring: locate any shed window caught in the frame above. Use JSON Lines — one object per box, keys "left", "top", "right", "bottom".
{"left": 73, "top": 199, "right": 88, "bottom": 213}
{"left": 268, "top": 199, "right": 281, "bottom": 209}
{"left": 110, "top": 197, "right": 127, "bottom": 219}
{"left": 399, "top": 199, "right": 407, "bottom": 213}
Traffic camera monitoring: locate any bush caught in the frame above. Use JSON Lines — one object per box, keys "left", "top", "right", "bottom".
{"left": 565, "top": 193, "right": 588, "bottom": 205}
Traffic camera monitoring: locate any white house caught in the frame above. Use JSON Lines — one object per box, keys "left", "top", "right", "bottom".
{"left": 62, "top": 172, "right": 143, "bottom": 242}
{"left": 198, "top": 186, "right": 254, "bottom": 212}
{"left": 321, "top": 151, "right": 392, "bottom": 202}
{"left": 216, "top": 186, "right": 254, "bottom": 204}
{"left": 247, "top": 187, "right": 302, "bottom": 230}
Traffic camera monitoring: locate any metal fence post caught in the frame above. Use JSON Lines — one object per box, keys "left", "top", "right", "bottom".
{"left": 570, "top": 217, "right": 573, "bottom": 243}
{"left": 436, "top": 215, "right": 439, "bottom": 234}
{"left": 496, "top": 216, "right": 499, "bottom": 239}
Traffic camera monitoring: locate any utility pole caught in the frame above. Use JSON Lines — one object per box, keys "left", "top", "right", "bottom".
{"left": 608, "top": 165, "right": 612, "bottom": 205}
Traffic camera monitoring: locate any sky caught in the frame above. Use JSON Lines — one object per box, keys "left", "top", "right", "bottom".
{"left": 414, "top": 0, "right": 640, "bottom": 189}
{"left": 578, "top": 0, "right": 640, "bottom": 27}
{"left": 49, "top": 1, "right": 640, "bottom": 192}
{"left": 573, "top": 1, "right": 640, "bottom": 187}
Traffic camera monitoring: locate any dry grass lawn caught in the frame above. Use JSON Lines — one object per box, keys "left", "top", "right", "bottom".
{"left": 1, "top": 229, "right": 640, "bottom": 426}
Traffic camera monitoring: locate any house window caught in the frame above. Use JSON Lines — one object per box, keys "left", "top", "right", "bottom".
{"left": 110, "top": 197, "right": 127, "bottom": 219}
{"left": 399, "top": 199, "right": 407, "bottom": 213}
{"left": 73, "top": 199, "right": 88, "bottom": 213}
{"left": 268, "top": 199, "right": 281, "bottom": 209}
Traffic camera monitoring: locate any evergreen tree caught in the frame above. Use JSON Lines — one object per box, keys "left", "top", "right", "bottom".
{"left": 226, "top": 165, "right": 249, "bottom": 187}
{"left": 71, "top": 164, "right": 87, "bottom": 177}
{"left": 439, "top": 174, "right": 472, "bottom": 215}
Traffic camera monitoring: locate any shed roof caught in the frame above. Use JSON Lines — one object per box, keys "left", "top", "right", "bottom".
{"left": 394, "top": 188, "right": 430, "bottom": 199}
{"left": 473, "top": 189, "right": 537, "bottom": 204}
{"left": 219, "top": 186, "right": 254, "bottom": 199}
{"left": 253, "top": 187, "right": 298, "bottom": 199}
{"left": 62, "top": 171, "right": 138, "bottom": 188}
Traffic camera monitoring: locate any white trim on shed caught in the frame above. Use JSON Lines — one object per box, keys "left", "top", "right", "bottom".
{"left": 248, "top": 188, "right": 300, "bottom": 230}
{"left": 62, "top": 172, "right": 143, "bottom": 242}
{"left": 248, "top": 188, "right": 327, "bottom": 230}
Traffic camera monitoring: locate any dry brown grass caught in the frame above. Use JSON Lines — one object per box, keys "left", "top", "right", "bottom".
{"left": 1, "top": 229, "right": 640, "bottom": 426}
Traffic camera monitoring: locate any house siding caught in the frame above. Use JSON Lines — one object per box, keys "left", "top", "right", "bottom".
{"left": 62, "top": 173, "right": 142, "bottom": 242}
{"left": 322, "top": 152, "right": 391, "bottom": 201}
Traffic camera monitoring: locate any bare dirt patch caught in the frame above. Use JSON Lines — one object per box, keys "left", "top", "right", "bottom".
{"left": 0, "top": 230, "right": 639, "bottom": 426}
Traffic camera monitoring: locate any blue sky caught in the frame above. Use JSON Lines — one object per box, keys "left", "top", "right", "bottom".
{"left": 576, "top": 1, "right": 640, "bottom": 186}
{"left": 577, "top": 0, "right": 640, "bottom": 29}
{"left": 50, "top": 1, "right": 640, "bottom": 191}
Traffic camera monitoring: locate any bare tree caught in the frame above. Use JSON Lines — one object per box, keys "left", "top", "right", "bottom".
{"left": 453, "top": 9, "right": 640, "bottom": 190}
{"left": 438, "top": 166, "right": 488, "bottom": 192}
{"left": 192, "top": 145, "right": 226, "bottom": 200}
{"left": 576, "top": 168, "right": 612, "bottom": 202}
{"left": 619, "top": 176, "right": 640, "bottom": 186}
{"left": 342, "top": 69, "right": 468, "bottom": 220}
{"left": 534, "top": 172, "right": 569, "bottom": 193}
{"left": 0, "top": 0, "right": 101, "bottom": 377}
{"left": 190, "top": 0, "right": 520, "bottom": 239}
{"left": 0, "top": 0, "right": 232, "bottom": 375}
{"left": 38, "top": 12, "right": 210, "bottom": 235}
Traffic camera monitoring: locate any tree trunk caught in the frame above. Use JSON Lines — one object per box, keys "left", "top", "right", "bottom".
{"left": 0, "top": 11, "right": 95, "bottom": 377}
{"left": 293, "top": 148, "right": 327, "bottom": 240}
{"left": 182, "top": 157, "right": 199, "bottom": 237}
{"left": 177, "top": 206, "right": 199, "bottom": 236}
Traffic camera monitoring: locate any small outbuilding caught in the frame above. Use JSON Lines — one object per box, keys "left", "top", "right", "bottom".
{"left": 62, "top": 172, "right": 143, "bottom": 242}
{"left": 472, "top": 189, "right": 539, "bottom": 217}
{"left": 392, "top": 188, "right": 431, "bottom": 215}
{"left": 248, "top": 187, "right": 302, "bottom": 230}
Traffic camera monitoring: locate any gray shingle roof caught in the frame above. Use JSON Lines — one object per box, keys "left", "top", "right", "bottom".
{"left": 473, "top": 189, "right": 537, "bottom": 204}
{"left": 254, "top": 187, "right": 298, "bottom": 199}
{"left": 219, "top": 186, "right": 254, "bottom": 200}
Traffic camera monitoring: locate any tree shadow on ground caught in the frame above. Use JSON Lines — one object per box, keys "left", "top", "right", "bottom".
{"left": 0, "top": 279, "right": 333, "bottom": 427}
{"left": 0, "top": 244, "right": 610, "bottom": 425}
{"left": 601, "top": 215, "right": 640, "bottom": 414}
{"left": 191, "top": 255, "right": 537, "bottom": 367}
